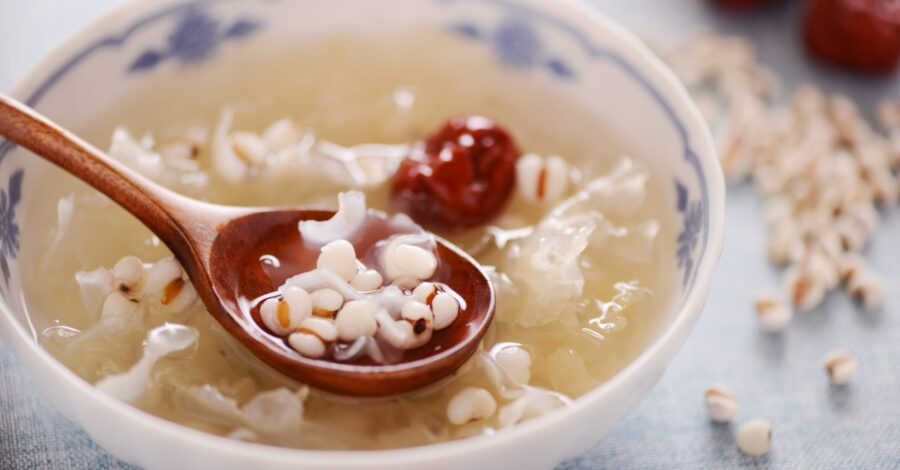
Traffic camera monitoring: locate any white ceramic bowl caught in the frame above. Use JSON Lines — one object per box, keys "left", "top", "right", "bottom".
{"left": 0, "top": 0, "right": 724, "bottom": 468}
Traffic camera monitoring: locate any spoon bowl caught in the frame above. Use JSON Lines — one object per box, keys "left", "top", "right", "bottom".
{"left": 208, "top": 209, "right": 495, "bottom": 396}
{"left": 0, "top": 92, "right": 495, "bottom": 397}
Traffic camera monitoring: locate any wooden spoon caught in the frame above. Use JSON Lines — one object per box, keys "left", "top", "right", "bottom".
{"left": 0, "top": 93, "right": 495, "bottom": 397}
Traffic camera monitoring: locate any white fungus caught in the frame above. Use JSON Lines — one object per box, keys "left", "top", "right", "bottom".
{"left": 753, "top": 294, "right": 793, "bottom": 333}
{"left": 824, "top": 350, "right": 857, "bottom": 385}
{"left": 316, "top": 239, "right": 358, "bottom": 282}
{"left": 210, "top": 108, "right": 250, "bottom": 183}
{"left": 261, "top": 118, "right": 302, "bottom": 151}
{"left": 186, "top": 385, "right": 306, "bottom": 437}
{"left": 76, "top": 267, "right": 117, "bottom": 317}
{"left": 704, "top": 385, "right": 738, "bottom": 423}
{"left": 497, "top": 388, "right": 566, "bottom": 428}
{"left": 95, "top": 323, "right": 198, "bottom": 403}
{"left": 334, "top": 300, "right": 379, "bottom": 342}
{"left": 227, "top": 428, "right": 258, "bottom": 442}
{"left": 737, "top": 419, "right": 772, "bottom": 456}
{"left": 299, "top": 191, "right": 367, "bottom": 247}
{"left": 446, "top": 387, "right": 497, "bottom": 425}
{"left": 230, "top": 132, "right": 268, "bottom": 166}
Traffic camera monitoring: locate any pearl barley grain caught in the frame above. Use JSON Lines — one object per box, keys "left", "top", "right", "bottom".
{"left": 101, "top": 291, "right": 141, "bottom": 320}
{"left": 335, "top": 300, "right": 378, "bottom": 342}
{"left": 288, "top": 331, "right": 326, "bottom": 358}
{"left": 754, "top": 294, "right": 793, "bottom": 332}
{"left": 164, "top": 281, "right": 198, "bottom": 314}
{"left": 846, "top": 269, "right": 886, "bottom": 310}
{"left": 516, "top": 153, "right": 570, "bottom": 202}
{"left": 495, "top": 346, "right": 532, "bottom": 385}
{"left": 111, "top": 256, "right": 144, "bottom": 290}
{"left": 704, "top": 385, "right": 737, "bottom": 423}
{"left": 143, "top": 257, "right": 184, "bottom": 296}
{"left": 282, "top": 286, "right": 313, "bottom": 321}
{"left": 289, "top": 318, "right": 338, "bottom": 358}
{"left": 431, "top": 292, "right": 460, "bottom": 330}
{"left": 261, "top": 287, "right": 312, "bottom": 336}
{"left": 392, "top": 244, "right": 437, "bottom": 280}
{"left": 784, "top": 266, "right": 825, "bottom": 311}
{"left": 311, "top": 288, "right": 343, "bottom": 317}
{"left": 413, "top": 282, "right": 437, "bottom": 305}
{"left": 737, "top": 419, "right": 772, "bottom": 456}
{"left": 260, "top": 298, "right": 295, "bottom": 336}
{"left": 317, "top": 240, "right": 358, "bottom": 282}
{"left": 401, "top": 301, "right": 433, "bottom": 348}
{"left": 824, "top": 350, "right": 857, "bottom": 385}
{"left": 447, "top": 387, "right": 497, "bottom": 425}
{"left": 350, "top": 269, "right": 383, "bottom": 292}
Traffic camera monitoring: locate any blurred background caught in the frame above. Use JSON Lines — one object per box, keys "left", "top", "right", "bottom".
{"left": 0, "top": 0, "right": 897, "bottom": 468}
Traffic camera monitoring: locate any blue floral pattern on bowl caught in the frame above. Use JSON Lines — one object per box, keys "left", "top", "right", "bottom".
{"left": 129, "top": 8, "right": 261, "bottom": 72}
{"left": 449, "top": 18, "right": 575, "bottom": 79}
{"left": 0, "top": 170, "right": 23, "bottom": 288}
{"left": 676, "top": 181, "right": 703, "bottom": 287}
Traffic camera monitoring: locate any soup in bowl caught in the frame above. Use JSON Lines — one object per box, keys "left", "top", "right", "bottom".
{"left": 0, "top": 0, "right": 723, "bottom": 468}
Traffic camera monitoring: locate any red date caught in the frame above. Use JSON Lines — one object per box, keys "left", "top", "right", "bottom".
{"left": 391, "top": 115, "right": 520, "bottom": 230}
{"left": 804, "top": 0, "right": 900, "bottom": 73}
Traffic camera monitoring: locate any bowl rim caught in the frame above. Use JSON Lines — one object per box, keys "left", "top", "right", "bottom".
{"left": 0, "top": 0, "right": 725, "bottom": 464}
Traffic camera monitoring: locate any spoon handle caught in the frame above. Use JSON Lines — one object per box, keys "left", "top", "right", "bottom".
{"left": 0, "top": 92, "right": 195, "bottom": 256}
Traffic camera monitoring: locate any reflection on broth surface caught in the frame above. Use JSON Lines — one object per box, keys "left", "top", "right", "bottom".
{"left": 20, "top": 32, "right": 676, "bottom": 449}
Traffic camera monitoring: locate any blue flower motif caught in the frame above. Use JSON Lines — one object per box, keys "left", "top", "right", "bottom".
{"left": 129, "top": 9, "right": 262, "bottom": 73}
{"left": 0, "top": 170, "right": 24, "bottom": 286}
{"left": 167, "top": 10, "right": 220, "bottom": 62}
{"left": 493, "top": 19, "right": 542, "bottom": 67}
{"left": 448, "top": 17, "right": 575, "bottom": 79}
{"left": 675, "top": 181, "right": 703, "bottom": 287}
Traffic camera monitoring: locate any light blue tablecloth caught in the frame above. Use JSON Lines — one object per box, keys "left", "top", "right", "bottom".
{"left": 1, "top": 1, "right": 898, "bottom": 468}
